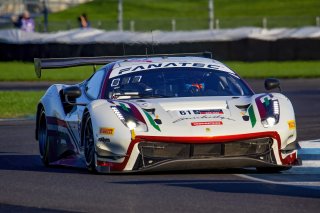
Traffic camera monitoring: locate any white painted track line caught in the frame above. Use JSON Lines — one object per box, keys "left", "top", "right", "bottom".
{"left": 236, "top": 174, "right": 320, "bottom": 187}
{"left": 299, "top": 139, "right": 320, "bottom": 167}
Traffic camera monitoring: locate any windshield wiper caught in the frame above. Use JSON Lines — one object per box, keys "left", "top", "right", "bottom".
{"left": 112, "top": 91, "right": 170, "bottom": 99}
{"left": 137, "top": 93, "right": 171, "bottom": 98}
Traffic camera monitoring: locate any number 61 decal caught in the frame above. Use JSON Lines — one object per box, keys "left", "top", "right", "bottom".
{"left": 179, "top": 110, "right": 192, "bottom": 115}
{"left": 179, "top": 109, "right": 223, "bottom": 116}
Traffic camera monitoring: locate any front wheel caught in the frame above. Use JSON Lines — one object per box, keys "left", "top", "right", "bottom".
{"left": 83, "top": 114, "right": 96, "bottom": 172}
{"left": 38, "top": 108, "right": 49, "bottom": 166}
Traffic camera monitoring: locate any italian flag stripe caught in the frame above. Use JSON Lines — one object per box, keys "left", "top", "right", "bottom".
{"left": 143, "top": 111, "right": 161, "bottom": 132}
{"left": 120, "top": 103, "right": 130, "bottom": 112}
{"left": 248, "top": 105, "right": 256, "bottom": 127}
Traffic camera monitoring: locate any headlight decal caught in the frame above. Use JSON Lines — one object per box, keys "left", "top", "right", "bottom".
{"left": 127, "top": 103, "right": 147, "bottom": 125}
{"left": 245, "top": 94, "right": 280, "bottom": 128}
{"left": 255, "top": 95, "right": 270, "bottom": 119}
{"left": 112, "top": 102, "right": 147, "bottom": 124}
{"left": 110, "top": 102, "right": 148, "bottom": 132}
{"left": 119, "top": 103, "right": 130, "bottom": 112}
{"left": 247, "top": 105, "right": 257, "bottom": 127}
{"left": 143, "top": 110, "right": 161, "bottom": 132}
{"left": 255, "top": 94, "right": 280, "bottom": 128}
{"left": 111, "top": 101, "right": 161, "bottom": 132}
{"left": 111, "top": 106, "right": 125, "bottom": 121}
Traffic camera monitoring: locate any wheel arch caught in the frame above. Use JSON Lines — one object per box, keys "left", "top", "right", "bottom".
{"left": 80, "top": 108, "right": 90, "bottom": 147}
{"left": 35, "top": 103, "right": 45, "bottom": 141}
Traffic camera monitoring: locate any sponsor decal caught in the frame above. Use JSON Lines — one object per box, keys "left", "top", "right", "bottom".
{"left": 100, "top": 128, "right": 115, "bottom": 135}
{"left": 179, "top": 109, "right": 223, "bottom": 116}
{"left": 173, "top": 115, "right": 235, "bottom": 123}
{"left": 110, "top": 62, "right": 234, "bottom": 78}
{"left": 194, "top": 109, "right": 223, "bottom": 115}
{"left": 98, "top": 137, "right": 110, "bottom": 143}
{"left": 118, "top": 63, "right": 223, "bottom": 74}
{"left": 191, "top": 121, "right": 223, "bottom": 126}
{"left": 288, "top": 120, "right": 296, "bottom": 130}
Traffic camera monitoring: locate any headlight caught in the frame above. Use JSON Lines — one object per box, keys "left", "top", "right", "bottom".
{"left": 134, "top": 121, "right": 148, "bottom": 132}
{"left": 126, "top": 120, "right": 137, "bottom": 130}
{"left": 126, "top": 120, "right": 148, "bottom": 132}
{"left": 111, "top": 106, "right": 148, "bottom": 132}
{"left": 262, "top": 116, "right": 276, "bottom": 127}
{"left": 261, "top": 99, "right": 280, "bottom": 128}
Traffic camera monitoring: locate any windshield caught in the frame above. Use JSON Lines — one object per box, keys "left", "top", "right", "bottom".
{"left": 106, "top": 67, "right": 253, "bottom": 99}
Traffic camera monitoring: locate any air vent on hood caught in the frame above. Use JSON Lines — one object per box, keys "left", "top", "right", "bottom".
{"left": 235, "top": 104, "right": 250, "bottom": 111}
{"left": 159, "top": 99, "right": 228, "bottom": 111}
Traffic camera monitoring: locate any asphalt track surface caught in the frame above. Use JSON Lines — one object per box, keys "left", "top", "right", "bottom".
{"left": 0, "top": 79, "right": 319, "bottom": 213}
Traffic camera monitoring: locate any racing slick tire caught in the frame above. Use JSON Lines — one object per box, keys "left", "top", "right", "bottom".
{"left": 38, "top": 108, "right": 49, "bottom": 166}
{"left": 83, "top": 114, "right": 97, "bottom": 173}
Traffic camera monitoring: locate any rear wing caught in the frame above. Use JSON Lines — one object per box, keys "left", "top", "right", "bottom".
{"left": 34, "top": 52, "right": 212, "bottom": 78}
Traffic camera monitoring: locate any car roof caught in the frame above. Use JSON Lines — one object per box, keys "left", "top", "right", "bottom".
{"left": 109, "top": 56, "right": 235, "bottom": 78}
{"left": 113, "top": 56, "right": 220, "bottom": 67}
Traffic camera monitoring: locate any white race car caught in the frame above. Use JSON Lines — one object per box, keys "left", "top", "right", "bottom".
{"left": 35, "top": 53, "right": 300, "bottom": 173}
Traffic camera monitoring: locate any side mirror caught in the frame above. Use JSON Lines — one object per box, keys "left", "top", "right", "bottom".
{"left": 63, "top": 86, "right": 82, "bottom": 105}
{"left": 64, "top": 86, "right": 81, "bottom": 99}
{"left": 264, "top": 78, "right": 281, "bottom": 92}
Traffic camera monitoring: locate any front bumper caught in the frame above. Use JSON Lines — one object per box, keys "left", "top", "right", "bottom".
{"left": 96, "top": 131, "right": 299, "bottom": 173}
{"left": 132, "top": 138, "right": 278, "bottom": 171}
{"left": 134, "top": 157, "right": 290, "bottom": 172}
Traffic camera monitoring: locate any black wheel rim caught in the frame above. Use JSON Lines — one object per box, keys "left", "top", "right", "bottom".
{"left": 38, "top": 112, "right": 47, "bottom": 159}
{"left": 84, "top": 116, "right": 95, "bottom": 166}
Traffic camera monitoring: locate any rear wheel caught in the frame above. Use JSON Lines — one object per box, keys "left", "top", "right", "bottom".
{"left": 83, "top": 114, "right": 96, "bottom": 172}
{"left": 38, "top": 108, "right": 49, "bottom": 166}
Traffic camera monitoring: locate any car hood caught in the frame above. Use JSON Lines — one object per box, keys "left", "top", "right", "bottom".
{"left": 112, "top": 95, "right": 271, "bottom": 137}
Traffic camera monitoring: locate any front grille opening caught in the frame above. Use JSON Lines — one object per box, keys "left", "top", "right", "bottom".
{"left": 137, "top": 138, "right": 274, "bottom": 169}
{"left": 224, "top": 138, "right": 272, "bottom": 157}
{"left": 193, "top": 144, "right": 221, "bottom": 158}
{"left": 138, "top": 143, "right": 190, "bottom": 159}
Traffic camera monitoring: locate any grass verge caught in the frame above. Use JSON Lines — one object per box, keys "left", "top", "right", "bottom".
{"left": 226, "top": 61, "right": 320, "bottom": 78}
{"left": 0, "top": 62, "right": 94, "bottom": 81}
{"left": 43, "top": 0, "right": 320, "bottom": 30}
{"left": 0, "top": 91, "right": 45, "bottom": 118}
{"left": 0, "top": 61, "right": 320, "bottom": 81}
